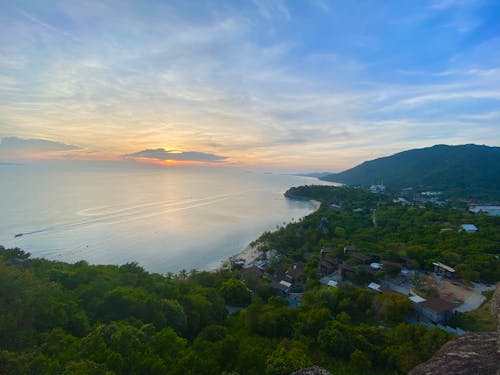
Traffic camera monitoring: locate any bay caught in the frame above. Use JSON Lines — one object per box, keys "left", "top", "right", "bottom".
{"left": 0, "top": 162, "right": 333, "bottom": 273}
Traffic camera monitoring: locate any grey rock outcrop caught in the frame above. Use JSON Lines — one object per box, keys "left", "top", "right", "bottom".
{"left": 291, "top": 366, "right": 332, "bottom": 375}
{"left": 410, "top": 283, "right": 499, "bottom": 375}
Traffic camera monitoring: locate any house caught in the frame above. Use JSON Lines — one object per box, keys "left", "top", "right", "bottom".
{"left": 330, "top": 203, "right": 342, "bottom": 210}
{"left": 340, "top": 264, "right": 357, "bottom": 280}
{"left": 370, "top": 262, "right": 382, "bottom": 270}
{"left": 343, "top": 245, "right": 357, "bottom": 253}
{"left": 461, "top": 224, "right": 478, "bottom": 233}
{"left": 319, "top": 257, "right": 338, "bottom": 276}
{"left": 319, "top": 248, "right": 338, "bottom": 276}
{"left": 414, "top": 298, "right": 456, "bottom": 324}
{"left": 348, "top": 252, "right": 373, "bottom": 265}
{"left": 327, "top": 280, "right": 338, "bottom": 287}
{"left": 320, "top": 247, "right": 335, "bottom": 257}
{"left": 409, "top": 295, "right": 426, "bottom": 304}
{"left": 256, "top": 260, "right": 270, "bottom": 271}
{"left": 271, "top": 280, "right": 292, "bottom": 296}
{"left": 286, "top": 262, "right": 305, "bottom": 283}
{"left": 368, "top": 282, "right": 382, "bottom": 293}
{"left": 370, "top": 184, "right": 386, "bottom": 194}
{"left": 241, "top": 265, "right": 263, "bottom": 285}
{"left": 433, "top": 262, "right": 456, "bottom": 278}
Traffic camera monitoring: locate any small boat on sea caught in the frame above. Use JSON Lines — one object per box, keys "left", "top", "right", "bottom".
{"left": 14, "top": 233, "right": 23, "bottom": 238}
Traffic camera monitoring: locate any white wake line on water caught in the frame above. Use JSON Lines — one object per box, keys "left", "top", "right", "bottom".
{"left": 15, "top": 189, "right": 265, "bottom": 238}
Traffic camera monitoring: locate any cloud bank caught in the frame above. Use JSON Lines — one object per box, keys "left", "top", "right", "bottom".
{"left": 124, "top": 148, "right": 227, "bottom": 162}
{"left": 0, "top": 136, "right": 80, "bottom": 158}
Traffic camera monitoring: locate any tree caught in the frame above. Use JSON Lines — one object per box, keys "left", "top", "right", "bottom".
{"left": 350, "top": 349, "right": 371, "bottom": 373}
{"left": 219, "top": 279, "right": 251, "bottom": 306}
{"left": 265, "top": 340, "right": 311, "bottom": 375}
{"left": 373, "top": 293, "right": 412, "bottom": 322}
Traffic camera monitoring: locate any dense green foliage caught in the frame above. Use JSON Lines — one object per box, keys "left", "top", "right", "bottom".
{"left": 0, "top": 246, "right": 452, "bottom": 375}
{"left": 321, "top": 144, "right": 500, "bottom": 200}
{"left": 265, "top": 186, "right": 500, "bottom": 283}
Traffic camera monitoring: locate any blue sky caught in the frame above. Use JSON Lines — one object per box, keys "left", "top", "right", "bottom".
{"left": 0, "top": 0, "right": 499, "bottom": 170}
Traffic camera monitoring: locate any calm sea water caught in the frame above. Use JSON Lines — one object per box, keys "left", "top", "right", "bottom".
{"left": 0, "top": 162, "right": 331, "bottom": 273}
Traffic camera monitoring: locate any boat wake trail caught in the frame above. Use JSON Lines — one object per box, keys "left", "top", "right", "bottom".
{"left": 14, "top": 190, "right": 257, "bottom": 238}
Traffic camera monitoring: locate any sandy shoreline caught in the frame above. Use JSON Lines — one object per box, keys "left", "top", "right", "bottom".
{"left": 229, "top": 243, "right": 261, "bottom": 265}
{"left": 218, "top": 198, "right": 321, "bottom": 270}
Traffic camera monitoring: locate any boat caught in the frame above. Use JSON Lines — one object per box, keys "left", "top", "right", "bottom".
{"left": 14, "top": 233, "right": 23, "bottom": 238}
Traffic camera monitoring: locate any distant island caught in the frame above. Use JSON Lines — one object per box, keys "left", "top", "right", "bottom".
{"left": 320, "top": 144, "right": 500, "bottom": 201}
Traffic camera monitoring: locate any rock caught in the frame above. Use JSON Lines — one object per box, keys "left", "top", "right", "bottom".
{"left": 291, "top": 366, "right": 332, "bottom": 375}
{"left": 410, "top": 283, "right": 500, "bottom": 375}
{"left": 408, "top": 332, "right": 498, "bottom": 375}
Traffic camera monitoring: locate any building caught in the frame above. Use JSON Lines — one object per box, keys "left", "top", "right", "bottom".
{"left": 271, "top": 280, "right": 292, "bottom": 296}
{"left": 319, "top": 248, "right": 338, "bottom": 276}
{"left": 414, "top": 298, "right": 456, "bottom": 324}
{"left": 433, "top": 262, "right": 456, "bottom": 278}
{"left": 286, "top": 262, "right": 305, "bottom": 283}
{"left": 241, "top": 265, "right": 263, "bottom": 285}
{"left": 343, "top": 245, "right": 357, "bottom": 253}
{"left": 370, "top": 184, "right": 386, "bottom": 194}
{"left": 409, "top": 295, "right": 426, "bottom": 304}
{"left": 461, "top": 224, "right": 478, "bottom": 233}
{"left": 368, "top": 282, "right": 382, "bottom": 293}
{"left": 327, "top": 280, "right": 338, "bottom": 287}
{"left": 340, "top": 264, "right": 357, "bottom": 280}
{"left": 348, "top": 252, "right": 373, "bottom": 265}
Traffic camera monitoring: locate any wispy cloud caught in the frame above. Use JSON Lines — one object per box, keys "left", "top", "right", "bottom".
{"left": 1, "top": 0, "right": 499, "bottom": 170}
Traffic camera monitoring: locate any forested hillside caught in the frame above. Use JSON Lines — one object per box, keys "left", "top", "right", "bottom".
{"left": 321, "top": 144, "right": 500, "bottom": 200}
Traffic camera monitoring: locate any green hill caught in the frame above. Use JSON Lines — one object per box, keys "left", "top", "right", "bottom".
{"left": 321, "top": 144, "right": 500, "bottom": 200}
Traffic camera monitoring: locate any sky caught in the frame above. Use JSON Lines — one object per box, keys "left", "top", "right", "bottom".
{"left": 0, "top": 0, "right": 499, "bottom": 171}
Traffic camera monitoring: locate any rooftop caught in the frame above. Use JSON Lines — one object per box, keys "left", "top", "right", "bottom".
{"left": 419, "top": 298, "right": 456, "bottom": 313}
{"left": 461, "top": 224, "right": 478, "bottom": 232}
{"left": 409, "top": 295, "right": 427, "bottom": 304}
{"left": 433, "top": 262, "right": 455, "bottom": 273}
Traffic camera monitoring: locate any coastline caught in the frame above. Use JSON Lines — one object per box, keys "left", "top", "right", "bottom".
{"left": 220, "top": 198, "right": 321, "bottom": 269}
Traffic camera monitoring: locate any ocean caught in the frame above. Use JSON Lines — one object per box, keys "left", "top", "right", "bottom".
{"left": 0, "top": 162, "right": 333, "bottom": 273}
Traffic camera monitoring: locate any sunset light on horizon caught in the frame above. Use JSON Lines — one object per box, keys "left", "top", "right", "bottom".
{"left": 1, "top": 0, "right": 499, "bottom": 171}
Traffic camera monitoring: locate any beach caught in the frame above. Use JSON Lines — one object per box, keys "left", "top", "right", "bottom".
{"left": 220, "top": 199, "right": 321, "bottom": 269}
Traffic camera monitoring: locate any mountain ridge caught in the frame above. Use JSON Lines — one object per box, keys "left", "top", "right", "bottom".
{"left": 320, "top": 144, "right": 500, "bottom": 200}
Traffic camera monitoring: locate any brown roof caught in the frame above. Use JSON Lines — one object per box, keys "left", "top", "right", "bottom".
{"left": 320, "top": 258, "right": 338, "bottom": 267}
{"left": 241, "top": 266, "right": 263, "bottom": 281}
{"left": 344, "top": 245, "right": 357, "bottom": 252}
{"left": 419, "top": 298, "right": 456, "bottom": 313}
{"left": 271, "top": 280, "right": 290, "bottom": 291}
{"left": 382, "top": 260, "right": 403, "bottom": 268}
{"left": 287, "top": 262, "right": 305, "bottom": 278}
{"left": 349, "top": 252, "right": 372, "bottom": 262}
{"left": 341, "top": 264, "right": 357, "bottom": 272}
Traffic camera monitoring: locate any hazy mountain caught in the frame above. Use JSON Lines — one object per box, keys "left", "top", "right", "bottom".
{"left": 293, "top": 172, "right": 334, "bottom": 178}
{"left": 321, "top": 144, "right": 500, "bottom": 199}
